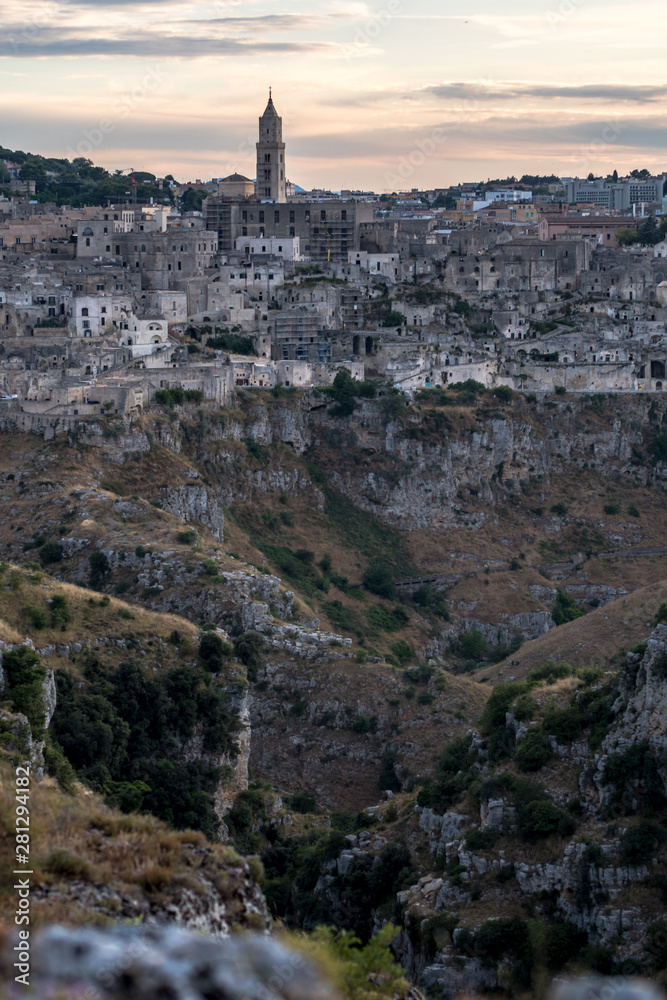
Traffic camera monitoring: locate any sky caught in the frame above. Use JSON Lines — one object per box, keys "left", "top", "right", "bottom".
{"left": 0, "top": 0, "right": 666, "bottom": 191}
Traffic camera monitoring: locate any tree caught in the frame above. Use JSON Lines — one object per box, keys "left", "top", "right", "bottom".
{"left": 552, "top": 588, "right": 586, "bottom": 626}
{"left": 89, "top": 551, "right": 111, "bottom": 588}
{"left": 362, "top": 565, "right": 396, "bottom": 599}
{"left": 181, "top": 187, "right": 207, "bottom": 213}
{"left": 199, "top": 631, "right": 226, "bottom": 671}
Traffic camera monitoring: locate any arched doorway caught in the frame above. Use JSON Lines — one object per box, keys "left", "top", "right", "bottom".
{"left": 353, "top": 335, "right": 361, "bottom": 355}
{"left": 651, "top": 360, "right": 665, "bottom": 379}
{"left": 365, "top": 336, "right": 374, "bottom": 355}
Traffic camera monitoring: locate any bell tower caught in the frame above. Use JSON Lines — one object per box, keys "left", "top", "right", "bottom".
{"left": 256, "top": 89, "right": 286, "bottom": 203}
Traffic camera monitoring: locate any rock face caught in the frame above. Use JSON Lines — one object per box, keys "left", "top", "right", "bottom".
{"left": 161, "top": 484, "right": 226, "bottom": 541}
{"left": 2, "top": 925, "right": 339, "bottom": 1000}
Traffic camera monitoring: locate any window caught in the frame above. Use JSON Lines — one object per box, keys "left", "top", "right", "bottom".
{"left": 341, "top": 210, "right": 347, "bottom": 221}
{"left": 321, "top": 210, "right": 327, "bottom": 221}
{"left": 81, "top": 308, "right": 89, "bottom": 317}
{"left": 97, "top": 284, "right": 104, "bottom": 291}
{"left": 305, "top": 210, "right": 310, "bottom": 222}
{"left": 289, "top": 210, "right": 295, "bottom": 223}
{"left": 242, "top": 210, "right": 248, "bottom": 222}
{"left": 290, "top": 226, "right": 295, "bottom": 237}
{"left": 259, "top": 211, "right": 265, "bottom": 223}
{"left": 274, "top": 211, "right": 280, "bottom": 224}
{"left": 265, "top": 153, "right": 271, "bottom": 162}
{"left": 242, "top": 226, "right": 248, "bottom": 236}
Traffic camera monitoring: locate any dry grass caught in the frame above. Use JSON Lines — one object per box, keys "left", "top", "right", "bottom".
{"left": 0, "top": 564, "right": 198, "bottom": 647}
{"left": 473, "top": 578, "right": 667, "bottom": 683}
{"left": 0, "top": 761, "right": 247, "bottom": 929}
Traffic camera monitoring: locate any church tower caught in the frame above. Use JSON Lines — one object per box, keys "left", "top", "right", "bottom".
{"left": 256, "top": 89, "right": 286, "bottom": 203}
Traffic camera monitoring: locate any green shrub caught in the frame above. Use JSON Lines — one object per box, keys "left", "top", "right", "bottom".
{"left": 465, "top": 827, "right": 497, "bottom": 851}
{"left": 24, "top": 604, "right": 50, "bottom": 630}
{"left": 654, "top": 601, "right": 667, "bottom": 626}
{"left": 286, "top": 791, "right": 317, "bottom": 814}
{"left": 517, "top": 800, "right": 575, "bottom": 839}
{"left": 363, "top": 565, "right": 396, "bottom": 599}
{"left": 543, "top": 706, "right": 582, "bottom": 743}
{"left": 234, "top": 631, "right": 266, "bottom": 679}
{"left": 88, "top": 550, "right": 111, "bottom": 588}
{"left": 198, "top": 631, "right": 227, "bottom": 671}
{"left": 544, "top": 921, "right": 587, "bottom": 970}
{"left": 619, "top": 820, "right": 665, "bottom": 865}
{"left": 513, "top": 693, "right": 538, "bottom": 722}
{"left": 176, "top": 529, "right": 198, "bottom": 545}
{"left": 602, "top": 740, "right": 665, "bottom": 812}
{"left": 551, "top": 502, "right": 568, "bottom": 516}
{"left": 154, "top": 387, "right": 204, "bottom": 406}
{"left": 479, "top": 681, "right": 527, "bottom": 735}
{"left": 206, "top": 333, "right": 256, "bottom": 354}
{"left": 552, "top": 588, "right": 586, "bottom": 626}
{"left": 390, "top": 640, "right": 412, "bottom": 666}
{"left": 528, "top": 660, "right": 573, "bottom": 684}
{"left": 50, "top": 595, "right": 70, "bottom": 626}
{"left": 460, "top": 629, "right": 487, "bottom": 661}
{"left": 493, "top": 385, "right": 514, "bottom": 403}
{"left": 2, "top": 646, "right": 47, "bottom": 737}
{"left": 280, "top": 511, "right": 294, "bottom": 527}
{"left": 365, "top": 605, "right": 410, "bottom": 632}
{"left": 39, "top": 541, "right": 63, "bottom": 566}
{"left": 515, "top": 730, "right": 553, "bottom": 772}
{"left": 628, "top": 505, "right": 640, "bottom": 518}
{"left": 603, "top": 502, "right": 620, "bottom": 515}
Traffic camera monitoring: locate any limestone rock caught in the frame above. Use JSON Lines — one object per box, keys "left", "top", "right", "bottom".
{"left": 2, "top": 925, "right": 339, "bottom": 1000}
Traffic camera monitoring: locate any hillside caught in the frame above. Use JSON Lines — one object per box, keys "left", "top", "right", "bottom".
{"left": 1, "top": 385, "right": 667, "bottom": 998}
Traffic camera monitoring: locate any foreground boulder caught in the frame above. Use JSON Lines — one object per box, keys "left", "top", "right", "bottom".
{"left": 1, "top": 925, "right": 339, "bottom": 1000}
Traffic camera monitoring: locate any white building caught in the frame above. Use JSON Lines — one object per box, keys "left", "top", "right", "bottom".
{"left": 234, "top": 236, "right": 302, "bottom": 260}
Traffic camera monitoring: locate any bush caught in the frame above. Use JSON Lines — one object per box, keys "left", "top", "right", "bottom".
{"left": 619, "top": 820, "right": 665, "bottom": 865}
{"left": 39, "top": 541, "right": 63, "bottom": 566}
{"left": 286, "top": 791, "right": 317, "bottom": 814}
{"left": 206, "top": 333, "right": 256, "bottom": 354}
{"left": 363, "top": 565, "right": 396, "bottom": 600}
{"left": 654, "top": 601, "right": 667, "bottom": 626}
{"left": 517, "top": 800, "right": 575, "bottom": 840}
{"left": 2, "top": 646, "right": 47, "bottom": 737}
{"left": 543, "top": 706, "right": 582, "bottom": 743}
{"left": 493, "top": 385, "right": 514, "bottom": 403}
{"left": 176, "top": 530, "right": 198, "bottom": 545}
{"left": 551, "top": 502, "right": 568, "bottom": 516}
{"left": 50, "top": 595, "right": 70, "bottom": 626}
{"left": 528, "top": 660, "right": 573, "bottom": 684}
{"left": 199, "top": 631, "right": 228, "bottom": 671}
{"left": 25, "top": 604, "right": 50, "bottom": 630}
{"left": 514, "top": 730, "right": 553, "bottom": 772}
{"left": 460, "top": 629, "right": 487, "bottom": 660}
{"left": 390, "top": 640, "right": 412, "bottom": 666}
{"left": 465, "top": 827, "right": 497, "bottom": 851}
{"left": 552, "top": 588, "right": 586, "bottom": 626}
{"left": 234, "top": 631, "right": 266, "bottom": 678}
{"left": 365, "top": 605, "right": 410, "bottom": 632}
{"left": 88, "top": 550, "right": 110, "bottom": 588}
{"left": 154, "top": 387, "right": 204, "bottom": 406}
{"left": 604, "top": 502, "right": 620, "bottom": 515}
{"left": 544, "top": 921, "right": 587, "bottom": 971}
{"left": 480, "top": 681, "right": 526, "bottom": 735}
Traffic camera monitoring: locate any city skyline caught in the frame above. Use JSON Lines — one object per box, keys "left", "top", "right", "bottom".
{"left": 1, "top": 0, "right": 666, "bottom": 190}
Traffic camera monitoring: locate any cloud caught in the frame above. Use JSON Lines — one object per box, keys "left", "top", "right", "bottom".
{"left": 0, "top": 27, "right": 338, "bottom": 59}
{"left": 424, "top": 82, "right": 667, "bottom": 103}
